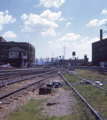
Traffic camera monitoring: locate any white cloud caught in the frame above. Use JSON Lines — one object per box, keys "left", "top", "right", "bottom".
{"left": 98, "top": 19, "right": 107, "bottom": 26}
{"left": 58, "top": 33, "right": 81, "bottom": 42}
{"left": 104, "top": 35, "right": 107, "bottom": 38}
{"left": 76, "top": 38, "right": 99, "bottom": 50}
{"left": 0, "top": 10, "right": 16, "bottom": 31}
{"left": 102, "top": 9, "right": 107, "bottom": 14}
{"left": 3, "top": 31, "right": 17, "bottom": 38}
{"left": 21, "top": 9, "right": 63, "bottom": 32}
{"left": 75, "top": 37, "right": 99, "bottom": 59}
{"left": 87, "top": 38, "right": 99, "bottom": 44}
{"left": 40, "top": 9, "right": 62, "bottom": 21}
{"left": 41, "top": 28, "right": 56, "bottom": 36}
{"left": 0, "top": 25, "right": 2, "bottom": 30}
{"left": 48, "top": 41, "right": 53, "bottom": 44}
{"left": 86, "top": 19, "right": 107, "bottom": 26}
{"left": 48, "top": 32, "right": 99, "bottom": 60}
{"left": 86, "top": 19, "right": 98, "bottom": 26}
{"left": 5, "top": 10, "right": 9, "bottom": 14}
{"left": 36, "top": 0, "right": 66, "bottom": 8}
{"left": 21, "top": 13, "right": 28, "bottom": 20}
{"left": 66, "top": 22, "right": 71, "bottom": 27}
{"left": 81, "top": 37, "right": 89, "bottom": 42}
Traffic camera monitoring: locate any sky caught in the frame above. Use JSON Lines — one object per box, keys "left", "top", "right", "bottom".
{"left": 1, "top": 0, "right": 107, "bottom": 61}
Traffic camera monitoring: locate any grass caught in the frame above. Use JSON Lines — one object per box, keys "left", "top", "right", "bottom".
{"left": 76, "top": 69, "right": 107, "bottom": 89}
{"left": 76, "top": 69, "right": 107, "bottom": 81}
{"left": 8, "top": 98, "right": 80, "bottom": 120}
{"left": 64, "top": 72, "right": 107, "bottom": 119}
{"left": 8, "top": 69, "right": 107, "bottom": 120}
{"left": 8, "top": 95, "right": 79, "bottom": 120}
{"left": 8, "top": 99, "right": 45, "bottom": 120}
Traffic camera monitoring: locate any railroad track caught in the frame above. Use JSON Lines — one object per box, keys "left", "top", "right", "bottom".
{"left": 0, "top": 72, "right": 59, "bottom": 100}
{"left": 59, "top": 72, "right": 103, "bottom": 120}
{"left": 0, "top": 69, "right": 60, "bottom": 99}
{"left": 0, "top": 69, "right": 65, "bottom": 100}
{"left": 70, "top": 66, "right": 107, "bottom": 90}
{"left": 67, "top": 69, "right": 107, "bottom": 92}
{"left": 1, "top": 68, "right": 103, "bottom": 120}
{"left": 63, "top": 68, "right": 107, "bottom": 119}
{"left": 73, "top": 72, "right": 107, "bottom": 92}
{"left": 0, "top": 68, "right": 67, "bottom": 100}
{"left": 0, "top": 71, "right": 57, "bottom": 88}
{"left": 0, "top": 68, "right": 57, "bottom": 85}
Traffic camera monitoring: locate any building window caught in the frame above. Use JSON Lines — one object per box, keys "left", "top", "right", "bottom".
{"left": 23, "top": 52, "right": 26, "bottom": 56}
{"left": 10, "top": 53, "right": 13, "bottom": 55}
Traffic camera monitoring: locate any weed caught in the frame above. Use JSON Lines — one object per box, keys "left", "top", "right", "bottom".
{"left": 64, "top": 72, "right": 107, "bottom": 119}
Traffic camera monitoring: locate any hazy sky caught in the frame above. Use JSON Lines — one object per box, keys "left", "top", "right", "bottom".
{"left": 1, "top": 0, "right": 107, "bottom": 61}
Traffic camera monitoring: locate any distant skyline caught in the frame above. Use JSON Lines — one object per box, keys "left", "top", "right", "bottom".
{"left": 1, "top": 0, "right": 107, "bottom": 61}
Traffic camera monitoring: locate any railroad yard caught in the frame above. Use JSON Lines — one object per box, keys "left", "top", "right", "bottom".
{"left": 0, "top": 66, "right": 107, "bottom": 120}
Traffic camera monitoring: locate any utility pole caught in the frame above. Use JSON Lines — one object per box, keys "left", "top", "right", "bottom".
{"left": 63, "top": 47, "right": 66, "bottom": 59}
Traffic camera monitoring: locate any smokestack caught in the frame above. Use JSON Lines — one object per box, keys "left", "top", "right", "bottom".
{"left": 100, "top": 29, "right": 103, "bottom": 40}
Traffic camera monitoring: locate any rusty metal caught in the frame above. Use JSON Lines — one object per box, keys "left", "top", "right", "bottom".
{"left": 0, "top": 73, "right": 58, "bottom": 100}
{"left": 0, "top": 70, "right": 57, "bottom": 88}
{"left": 59, "top": 72, "right": 103, "bottom": 120}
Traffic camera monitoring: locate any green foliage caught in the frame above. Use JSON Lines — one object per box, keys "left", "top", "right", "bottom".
{"left": 76, "top": 69, "right": 107, "bottom": 82}
{"left": 9, "top": 99, "right": 45, "bottom": 120}
{"left": 64, "top": 73, "right": 81, "bottom": 83}
{"left": 8, "top": 70, "right": 107, "bottom": 120}
{"left": 8, "top": 99, "right": 79, "bottom": 120}
{"left": 64, "top": 72, "right": 107, "bottom": 119}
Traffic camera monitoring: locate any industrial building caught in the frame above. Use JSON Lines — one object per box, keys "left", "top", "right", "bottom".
{"left": 92, "top": 29, "right": 107, "bottom": 66}
{"left": 0, "top": 37, "right": 35, "bottom": 67}
{"left": 60, "top": 55, "right": 88, "bottom": 66}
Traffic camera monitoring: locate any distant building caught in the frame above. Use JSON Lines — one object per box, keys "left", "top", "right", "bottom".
{"left": 60, "top": 55, "right": 88, "bottom": 66}
{"left": 0, "top": 37, "right": 7, "bottom": 42}
{"left": 0, "top": 37, "right": 35, "bottom": 67}
{"left": 92, "top": 29, "right": 107, "bottom": 66}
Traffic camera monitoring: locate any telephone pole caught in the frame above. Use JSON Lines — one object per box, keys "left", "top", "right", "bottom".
{"left": 63, "top": 47, "right": 66, "bottom": 59}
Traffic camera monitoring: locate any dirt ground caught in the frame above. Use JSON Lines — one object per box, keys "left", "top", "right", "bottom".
{"left": 41, "top": 88, "right": 77, "bottom": 117}
{"left": 0, "top": 76, "right": 77, "bottom": 120}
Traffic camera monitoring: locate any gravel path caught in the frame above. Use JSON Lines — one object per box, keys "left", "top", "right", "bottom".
{"left": 42, "top": 88, "right": 77, "bottom": 117}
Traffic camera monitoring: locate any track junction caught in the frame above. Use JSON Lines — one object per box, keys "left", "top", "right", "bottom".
{"left": 0, "top": 66, "right": 107, "bottom": 120}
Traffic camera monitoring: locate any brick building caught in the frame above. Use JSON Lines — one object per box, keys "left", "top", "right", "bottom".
{"left": 92, "top": 29, "right": 107, "bottom": 66}
{"left": 0, "top": 37, "right": 35, "bottom": 67}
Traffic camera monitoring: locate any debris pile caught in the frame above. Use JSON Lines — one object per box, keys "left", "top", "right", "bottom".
{"left": 39, "top": 80, "right": 62, "bottom": 95}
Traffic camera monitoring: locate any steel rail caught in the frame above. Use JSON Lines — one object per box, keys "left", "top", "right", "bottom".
{"left": 68, "top": 70, "right": 107, "bottom": 92}
{"left": 0, "top": 69, "right": 56, "bottom": 81}
{"left": 0, "top": 69, "right": 51, "bottom": 76}
{"left": 0, "top": 72, "right": 58, "bottom": 100}
{"left": 0, "top": 70, "right": 58, "bottom": 88}
{"left": 59, "top": 72, "right": 103, "bottom": 120}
